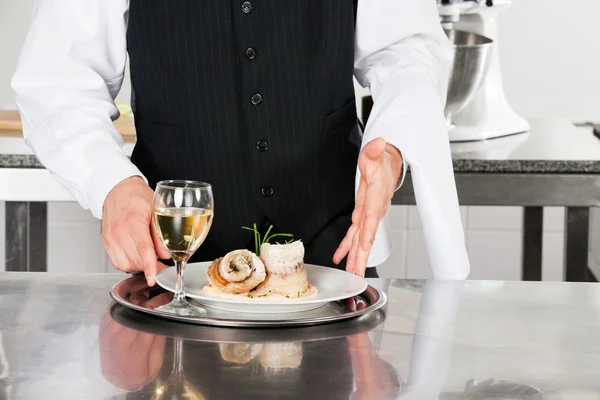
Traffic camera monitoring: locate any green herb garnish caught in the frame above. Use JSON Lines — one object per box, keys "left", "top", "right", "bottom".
{"left": 297, "top": 291, "right": 300, "bottom": 298}
{"left": 247, "top": 294, "right": 254, "bottom": 298}
{"left": 286, "top": 295, "right": 290, "bottom": 298}
{"left": 241, "top": 223, "right": 294, "bottom": 256}
{"left": 259, "top": 294, "right": 268, "bottom": 297}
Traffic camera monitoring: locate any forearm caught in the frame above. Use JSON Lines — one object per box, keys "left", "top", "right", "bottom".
{"left": 354, "top": 0, "right": 470, "bottom": 279}
{"left": 11, "top": 0, "right": 144, "bottom": 219}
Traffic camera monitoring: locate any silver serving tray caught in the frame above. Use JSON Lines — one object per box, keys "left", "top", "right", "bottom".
{"left": 110, "top": 274, "right": 387, "bottom": 328}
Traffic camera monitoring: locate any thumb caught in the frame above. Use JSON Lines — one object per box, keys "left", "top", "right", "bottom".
{"left": 362, "top": 138, "right": 387, "bottom": 161}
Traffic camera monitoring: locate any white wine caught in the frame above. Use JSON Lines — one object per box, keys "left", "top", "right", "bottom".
{"left": 154, "top": 207, "right": 213, "bottom": 261}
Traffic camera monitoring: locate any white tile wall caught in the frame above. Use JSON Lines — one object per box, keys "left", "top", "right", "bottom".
{"left": 377, "top": 205, "right": 565, "bottom": 280}
{"left": 543, "top": 207, "right": 566, "bottom": 232}
{"left": 542, "top": 232, "right": 565, "bottom": 282}
{"left": 46, "top": 203, "right": 115, "bottom": 274}
{"left": 388, "top": 205, "right": 407, "bottom": 229}
{"left": 467, "top": 231, "right": 523, "bottom": 281}
{"left": 47, "top": 223, "right": 106, "bottom": 274}
{"left": 468, "top": 207, "right": 523, "bottom": 232}
{"left": 48, "top": 202, "right": 95, "bottom": 223}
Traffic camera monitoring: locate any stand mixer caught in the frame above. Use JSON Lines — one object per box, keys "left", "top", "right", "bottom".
{"left": 438, "top": 0, "right": 530, "bottom": 142}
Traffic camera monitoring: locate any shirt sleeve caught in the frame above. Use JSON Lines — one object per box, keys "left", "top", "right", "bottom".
{"left": 354, "top": 0, "right": 470, "bottom": 279}
{"left": 11, "top": 0, "right": 145, "bottom": 219}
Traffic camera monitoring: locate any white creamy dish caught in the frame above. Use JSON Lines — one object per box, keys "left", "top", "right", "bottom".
{"left": 203, "top": 241, "right": 319, "bottom": 301}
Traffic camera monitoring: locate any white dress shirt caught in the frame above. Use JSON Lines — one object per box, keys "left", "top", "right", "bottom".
{"left": 12, "top": 0, "right": 470, "bottom": 280}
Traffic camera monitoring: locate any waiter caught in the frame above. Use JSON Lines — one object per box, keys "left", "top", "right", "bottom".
{"left": 12, "top": 0, "right": 470, "bottom": 284}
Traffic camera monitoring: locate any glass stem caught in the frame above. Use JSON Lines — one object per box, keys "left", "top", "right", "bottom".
{"left": 173, "top": 337, "right": 184, "bottom": 374}
{"left": 174, "top": 259, "right": 186, "bottom": 303}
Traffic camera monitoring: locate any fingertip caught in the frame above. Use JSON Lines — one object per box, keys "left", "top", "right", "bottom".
{"left": 145, "top": 268, "right": 157, "bottom": 287}
{"left": 332, "top": 249, "right": 342, "bottom": 265}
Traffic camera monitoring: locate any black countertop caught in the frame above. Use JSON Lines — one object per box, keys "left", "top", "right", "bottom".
{"left": 3, "top": 118, "right": 600, "bottom": 173}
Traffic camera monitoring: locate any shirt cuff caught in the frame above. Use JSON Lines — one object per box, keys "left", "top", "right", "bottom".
{"left": 84, "top": 152, "right": 147, "bottom": 219}
{"left": 396, "top": 156, "right": 408, "bottom": 191}
{"left": 385, "top": 140, "right": 408, "bottom": 192}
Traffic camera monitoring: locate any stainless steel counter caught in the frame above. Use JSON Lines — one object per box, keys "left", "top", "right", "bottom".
{"left": 1, "top": 272, "right": 600, "bottom": 399}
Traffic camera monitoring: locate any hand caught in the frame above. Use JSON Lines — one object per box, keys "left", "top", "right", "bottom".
{"left": 334, "top": 138, "right": 403, "bottom": 277}
{"left": 347, "top": 332, "right": 401, "bottom": 400}
{"left": 102, "top": 176, "right": 170, "bottom": 286}
{"left": 99, "top": 302, "right": 167, "bottom": 390}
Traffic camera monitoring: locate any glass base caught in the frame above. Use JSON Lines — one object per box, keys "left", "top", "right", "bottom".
{"left": 155, "top": 298, "right": 207, "bottom": 317}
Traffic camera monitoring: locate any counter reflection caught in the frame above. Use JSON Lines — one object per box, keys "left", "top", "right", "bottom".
{"left": 99, "top": 279, "right": 546, "bottom": 399}
{"left": 394, "top": 280, "right": 544, "bottom": 399}
{"left": 99, "top": 281, "right": 399, "bottom": 399}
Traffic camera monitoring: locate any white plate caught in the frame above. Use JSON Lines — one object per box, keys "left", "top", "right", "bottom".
{"left": 155, "top": 262, "right": 368, "bottom": 314}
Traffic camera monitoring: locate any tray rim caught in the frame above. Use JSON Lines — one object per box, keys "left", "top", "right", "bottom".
{"left": 109, "top": 275, "right": 388, "bottom": 328}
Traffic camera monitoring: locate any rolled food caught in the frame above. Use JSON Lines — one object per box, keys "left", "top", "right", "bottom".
{"left": 206, "top": 250, "right": 266, "bottom": 294}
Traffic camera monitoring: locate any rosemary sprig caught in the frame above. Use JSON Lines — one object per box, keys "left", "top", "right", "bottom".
{"left": 241, "top": 224, "right": 295, "bottom": 256}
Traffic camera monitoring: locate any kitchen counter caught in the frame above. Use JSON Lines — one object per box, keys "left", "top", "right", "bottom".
{"left": 1, "top": 272, "right": 599, "bottom": 398}
{"left": 449, "top": 118, "right": 600, "bottom": 173}
{"left": 2, "top": 118, "right": 600, "bottom": 171}
{"left": 0, "top": 110, "right": 136, "bottom": 143}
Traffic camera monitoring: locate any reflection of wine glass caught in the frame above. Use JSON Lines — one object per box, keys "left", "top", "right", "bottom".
{"left": 153, "top": 338, "right": 206, "bottom": 400}
{"left": 152, "top": 180, "right": 214, "bottom": 316}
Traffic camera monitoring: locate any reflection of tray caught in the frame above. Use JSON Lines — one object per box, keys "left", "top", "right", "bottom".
{"left": 110, "top": 302, "right": 385, "bottom": 343}
{"left": 110, "top": 275, "right": 387, "bottom": 328}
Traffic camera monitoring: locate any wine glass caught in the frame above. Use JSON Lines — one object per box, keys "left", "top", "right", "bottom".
{"left": 152, "top": 180, "right": 214, "bottom": 316}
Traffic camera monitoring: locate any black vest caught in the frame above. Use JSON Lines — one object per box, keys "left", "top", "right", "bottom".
{"left": 127, "top": 0, "right": 360, "bottom": 253}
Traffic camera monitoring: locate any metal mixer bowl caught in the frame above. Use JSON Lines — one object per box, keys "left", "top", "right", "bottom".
{"left": 444, "top": 29, "right": 494, "bottom": 128}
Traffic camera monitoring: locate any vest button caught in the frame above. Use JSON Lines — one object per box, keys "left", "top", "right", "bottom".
{"left": 256, "top": 140, "right": 269, "bottom": 152}
{"left": 245, "top": 47, "right": 257, "bottom": 60}
{"left": 241, "top": 1, "right": 253, "bottom": 13}
{"left": 261, "top": 186, "right": 274, "bottom": 197}
{"left": 251, "top": 93, "right": 263, "bottom": 105}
